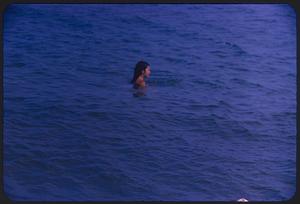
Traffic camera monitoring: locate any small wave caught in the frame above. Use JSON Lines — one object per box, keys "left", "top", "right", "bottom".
{"left": 241, "top": 120, "right": 263, "bottom": 127}
{"left": 86, "top": 111, "right": 109, "bottom": 119}
{"left": 135, "top": 16, "right": 155, "bottom": 26}
{"left": 187, "top": 104, "right": 218, "bottom": 110}
{"left": 76, "top": 66, "right": 99, "bottom": 74}
{"left": 86, "top": 82, "right": 106, "bottom": 88}
{"left": 271, "top": 112, "right": 296, "bottom": 119}
{"left": 178, "top": 32, "right": 199, "bottom": 40}
{"left": 164, "top": 56, "right": 187, "bottom": 64}
{"left": 286, "top": 73, "right": 296, "bottom": 78}
{"left": 121, "top": 38, "right": 136, "bottom": 43}
{"left": 192, "top": 79, "right": 222, "bottom": 89}
{"left": 210, "top": 113, "right": 226, "bottom": 120}
{"left": 218, "top": 100, "right": 233, "bottom": 109}
{"left": 230, "top": 78, "right": 264, "bottom": 88}
{"left": 120, "top": 15, "right": 155, "bottom": 27}
{"left": 217, "top": 41, "right": 248, "bottom": 55}
{"left": 248, "top": 18, "right": 277, "bottom": 24}
{"left": 11, "top": 62, "right": 26, "bottom": 68}
{"left": 5, "top": 96, "right": 26, "bottom": 102}
{"left": 210, "top": 50, "right": 227, "bottom": 58}
{"left": 149, "top": 71, "right": 182, "bottom": 87}
{"left": 233, "top": 67, "right": 250, "bottom": 72}
{"left": 149, "top": 78, "right": 182, "bottom": 87}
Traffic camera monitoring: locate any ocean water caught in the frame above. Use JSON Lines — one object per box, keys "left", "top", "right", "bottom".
{"left": 3, "top": 4, "right": 296, "bottom": 201}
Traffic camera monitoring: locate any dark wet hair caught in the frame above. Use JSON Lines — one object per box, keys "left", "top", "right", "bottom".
{"left": 131, "top": 60, "right": 150, "bottom": 84}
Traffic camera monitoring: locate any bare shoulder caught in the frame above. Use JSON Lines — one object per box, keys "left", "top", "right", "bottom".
{"left": 135, "top": 78, "right": 146, "bottom": 87}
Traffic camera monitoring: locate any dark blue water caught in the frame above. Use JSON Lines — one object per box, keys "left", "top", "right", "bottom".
{"left": 4, "top": 4, "right": 296, "bottom": 201}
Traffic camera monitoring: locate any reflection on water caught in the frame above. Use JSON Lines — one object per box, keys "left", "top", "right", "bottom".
{"left": 133, "top": 91, "right": 146, "bottom": 97}
{"left": 132, "top": 84, "right": 148, "bottom": 97}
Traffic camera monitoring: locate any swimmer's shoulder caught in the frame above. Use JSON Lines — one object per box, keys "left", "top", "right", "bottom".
{"left": 135, "top": 78, "right": 146, "bottom": 88}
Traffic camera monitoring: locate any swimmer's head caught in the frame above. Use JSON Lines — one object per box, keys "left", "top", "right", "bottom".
{"left": 131, "top": 60, "right": 151, "bottom": 83}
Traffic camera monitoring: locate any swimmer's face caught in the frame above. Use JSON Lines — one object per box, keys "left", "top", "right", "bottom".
{"left": 143, "top": 66, "right": 151, "bottom": 78}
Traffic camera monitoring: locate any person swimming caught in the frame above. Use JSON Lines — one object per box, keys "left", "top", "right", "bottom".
{"left": 131, "top": 60, "right": 151, "bottom": 89}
